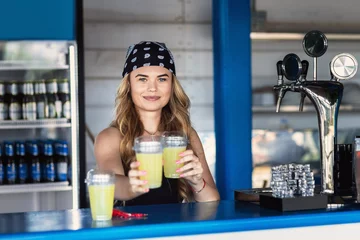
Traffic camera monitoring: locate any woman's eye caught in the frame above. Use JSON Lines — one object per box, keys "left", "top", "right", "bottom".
{"left": 159, "top": 78, "right": 167, "bottom": 82}
{"left": 139, "top": 78, "right": 147, "bottom": 82}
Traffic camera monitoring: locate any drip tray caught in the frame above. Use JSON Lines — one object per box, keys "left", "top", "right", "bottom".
{"left": 259, "top": 193, "right": 328, "bottom": 212}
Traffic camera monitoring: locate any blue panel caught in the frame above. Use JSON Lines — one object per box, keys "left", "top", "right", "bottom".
{"left": 213, "top": 0, "right": 252, "bottom": 199}
{"left": 1, "top": 202, "right": 360, "bottom": 239}
{"left": 0, "top": 0, "right": 75, "bottom": 40}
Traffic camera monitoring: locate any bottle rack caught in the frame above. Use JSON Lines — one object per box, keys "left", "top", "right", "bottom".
{"left": 0, "top": 119, "right": 71, "bottom": 129}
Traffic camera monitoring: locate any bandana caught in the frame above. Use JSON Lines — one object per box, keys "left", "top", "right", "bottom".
{"left": 122, "top": 41, "right": 176, "bottom": 77}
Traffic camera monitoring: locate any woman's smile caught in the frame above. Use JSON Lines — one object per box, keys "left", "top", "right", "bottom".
{"left": 143, "top": 96, "right": 161, "bottom": 101}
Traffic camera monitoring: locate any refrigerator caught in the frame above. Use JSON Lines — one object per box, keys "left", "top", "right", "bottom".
{"left": 0, "top": 41, "right": 81, "bottom": 213}
{"left": 0, "top": 0, "right": 85, "bottom": 213}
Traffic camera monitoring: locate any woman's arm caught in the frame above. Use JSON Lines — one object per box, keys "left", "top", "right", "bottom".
{"left": 94, "top": 127, "right": 145, "bottom": 201}
{"left": 178, "top": 128, "right": 220, "bottom": 202}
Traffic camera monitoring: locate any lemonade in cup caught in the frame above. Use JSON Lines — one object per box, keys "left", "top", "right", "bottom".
{"left": 85, "top": 169, "right": 115, "bottom": 221}
{"left": 133, "top": 135, "right": 163, "bottom": 189}
{"left": 161, "top": 132, "right": 188, "bottom": 178}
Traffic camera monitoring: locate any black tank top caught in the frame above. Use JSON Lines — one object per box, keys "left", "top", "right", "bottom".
{"left": 123, "top": 174, "right": 180, "bottom": 206}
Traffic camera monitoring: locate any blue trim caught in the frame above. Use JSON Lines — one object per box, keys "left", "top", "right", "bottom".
{"left": 0, "top": 0, "right": 75, "bottom": 40}
{"left": 2, "top": 206, "right": 360, "bottom": 239}
{"left": 213, "top": 0, "right": 252, "bottom": 199}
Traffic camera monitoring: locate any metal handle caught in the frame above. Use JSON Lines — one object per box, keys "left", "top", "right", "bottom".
{"left": 276, "top": 88, "right": 286, "bottom": 112}
{"left": 277, "top": 60, "right": 283, "bottom": 85}
{"left": 299, "top": 93, "right": 306, "bottom": 112}
{"left": 299, "top": 60, "right": 309, "bottom": 111}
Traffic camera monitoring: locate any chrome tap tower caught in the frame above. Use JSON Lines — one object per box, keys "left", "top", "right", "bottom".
{"left": 273, "top": 30, "right": 358, "bottom": 194}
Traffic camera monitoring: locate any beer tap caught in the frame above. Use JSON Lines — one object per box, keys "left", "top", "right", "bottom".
{"left": 275, "top": 61, "right": 284, "bottom": 112}
{"left": 330, "top": 53, "right": 358, "bottom": 81}
{"left": 273, "top": 30, "right": 359, "bottom": 194}
{"left": 302, "top": 30, "right": 328, "bottom": 81}
{"left": 299, "top": 60, "right": 309, "bottom": 112}
{"left": 274, "top": 54, "right": 302, "bottom": 112}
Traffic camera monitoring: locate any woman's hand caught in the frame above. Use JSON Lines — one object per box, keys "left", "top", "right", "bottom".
{"left": 128, "top": 161, "right": 149, "bottom": 194}
{"left": 176, "top": 150, "right": 204, "bottom": 187}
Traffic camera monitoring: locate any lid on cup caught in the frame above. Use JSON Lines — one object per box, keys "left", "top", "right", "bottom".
{"left": 85, "top": 169, "right": 114, "bottom": 185}
{"left": 133, "top": 135, "right": 163, "bottom": 153}
{"left": 133, "top": 141, "right": 162, "bottom": 153}
{"left": 161, "top": 131, "right": 188, "bottom": 147}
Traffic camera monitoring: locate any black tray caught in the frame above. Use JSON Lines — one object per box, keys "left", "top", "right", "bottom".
{"left": 259, "top": 193, "right": 328, "bottom": 212}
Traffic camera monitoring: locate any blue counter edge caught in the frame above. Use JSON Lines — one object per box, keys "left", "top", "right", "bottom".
{"left": 3, "top": 210, "right": 360, "bottom": 240}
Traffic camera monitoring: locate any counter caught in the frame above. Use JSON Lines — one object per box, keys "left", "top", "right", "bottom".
{"left": 1, "top": 201, "right": 360, "bottom": 239}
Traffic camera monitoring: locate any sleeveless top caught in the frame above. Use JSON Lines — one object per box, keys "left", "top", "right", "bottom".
{"left": 121, "top": 174, "right": 180, "bottom": 206}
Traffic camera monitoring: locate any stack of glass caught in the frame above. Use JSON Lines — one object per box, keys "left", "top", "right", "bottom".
{"left": 270, "top": 163, "right": 315, "bottom": 198}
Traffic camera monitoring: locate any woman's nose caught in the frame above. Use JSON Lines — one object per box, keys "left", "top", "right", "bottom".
{"left": 147, "top": 80, "right": 157, "bottom": 92}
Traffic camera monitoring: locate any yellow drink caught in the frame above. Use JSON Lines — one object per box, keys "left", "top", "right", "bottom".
{"left": 163, "top": 147, "right": 186, "bottom": 178}
{"left": 88, "top": 184, "right": 115, "bottom": 221}
{"left": 136, "top": 153, "right": 163, "bottom": 188}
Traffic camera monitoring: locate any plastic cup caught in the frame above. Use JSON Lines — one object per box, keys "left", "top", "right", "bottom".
{"left": 85, "top": 169, "right": 115, "bottom": 221}
{"left": 161, "top": 132, "right": 188, "bottom": 178}
{"left": 133, "top": 136, "right": 163, "bottom": 189}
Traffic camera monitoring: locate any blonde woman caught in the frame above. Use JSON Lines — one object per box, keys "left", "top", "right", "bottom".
{"left": 94, "top": 41, "right": 219, "bottom": 205}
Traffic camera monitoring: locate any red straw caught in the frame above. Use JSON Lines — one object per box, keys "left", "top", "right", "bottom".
{"left": 112, "top": 209, "right": 148, "bottom": 219}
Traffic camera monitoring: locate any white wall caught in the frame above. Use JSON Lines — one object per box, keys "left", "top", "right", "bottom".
{"left": 83, "top": 0, "right": 216, "bottom": 176}
{"left": 255, "top": 0, "right": 360, "bottom": 32}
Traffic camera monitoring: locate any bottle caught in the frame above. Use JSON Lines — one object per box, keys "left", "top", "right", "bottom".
{"left": 4, "top": 142, "right": 16, "bottom": 184}
{"left": 0, "top": 82, "right": 7, "bottom": 121}
{"left": 4, "top": 82, "right": 11, "bottom": 120}
{"left": 35, "top": 80, "right": 49, "bottom": 119}
{"left": 16, "top": 141, "right": 28, "bottom": 184}
{"left": 44, "top": 142, "right": 55, "bottom": 182}
{"left": 9, "top": 83, "right": 21, "bottom": 120}
{"left": 17, "top": 82, "right": 25, "bottom": 119}
{"left": 29, "top": 142, "right": 41, "bottom": 183}
{"left": 58, "top": 78, "right": 71, "bottom": 119}
{"left": 55, "top": 141, "right": 68, "bottom": 182}
{"left": 37, "top": 140, "right": 46, "bottom": 182}
{"left": 0, "top": 143, "right": 4, "bottom": 185}
{"left": 46, "top": 79, "right": 62, "bottom": 118}
{"left": 24, "top": 83, "right": 37, "bottom": 121}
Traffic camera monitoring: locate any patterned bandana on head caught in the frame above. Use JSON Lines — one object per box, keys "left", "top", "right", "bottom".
{"left": 122, "top": 41, "right": 176, "bottom": 77}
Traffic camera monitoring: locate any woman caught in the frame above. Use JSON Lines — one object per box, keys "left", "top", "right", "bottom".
{"left": 94, "top": 41, "right": 220, "bottom": 205}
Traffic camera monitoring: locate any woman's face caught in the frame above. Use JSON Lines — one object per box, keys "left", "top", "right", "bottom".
{"left": 129, "top": 66, "right": 172, "bottom": 113}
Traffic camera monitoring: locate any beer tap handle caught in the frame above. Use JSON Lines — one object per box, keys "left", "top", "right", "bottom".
{"left": 299, "top": 60, "right": 309, "bottom": 112}
{"left": 300, "top": 60, "right": 309, "bottom": 81}
{"left": 277, "top": 60, "right": 284, "bottom": 85}
{"left": 329, "top": 61, "right": 335, "bottom": 81}
{"left": 276, "top": 88, "right": 286, "bottom": 113}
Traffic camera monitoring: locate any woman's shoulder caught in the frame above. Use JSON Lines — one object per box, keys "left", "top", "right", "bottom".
{"left": 189, "top": 127, "right": 200, "bottom": 140}
{"left": 95, "top": 127, "right": 123, "bottom": 146}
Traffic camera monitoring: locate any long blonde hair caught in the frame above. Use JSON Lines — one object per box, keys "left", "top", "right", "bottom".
{"left": 111, "top": 74, "right": 193, "bottom": 202}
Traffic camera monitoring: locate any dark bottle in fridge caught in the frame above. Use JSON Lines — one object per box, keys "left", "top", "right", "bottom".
{"left": 46, "top": 79, "right": 62, "bottom": 118}
{"left": 9, "top": 82, "right": 21, "bottom": 120}
{"left": 0, "top": 82, "right": 8, "bottom": 121}
{"left": 35, "top": 80, "right": 49, "bottom": 119}
{"left": 23, "top": 82, "right": 37, "bottom": 121}
{"left": 4, "top": 141, "right": 16, "bottom": 184}
{"left": 58, "top": 78, "right": 71, "bottom": 119}
{"left": 44, "top": 142, "right": 55, "bottom": 182}
{"left": 55, "top": 141, "right": 68, "bottom": 182}
{"left": 17, "top": 82, "right": 25, "bottom": 119}
{"left": 4, "top": 82, "right": 11, "bottom": 120}
{"left": 16, "top": 141, "right": 28, "bottom": 184}
{"left": 0, "top": 143, "right": 4, "bottom": 184}
{"left": 29, "top": 142, "right": 41, "bottom": 183}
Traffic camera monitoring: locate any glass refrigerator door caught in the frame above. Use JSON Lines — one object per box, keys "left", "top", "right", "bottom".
{"left": 0, "top": 41, "right": 79, "bottom": 213}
